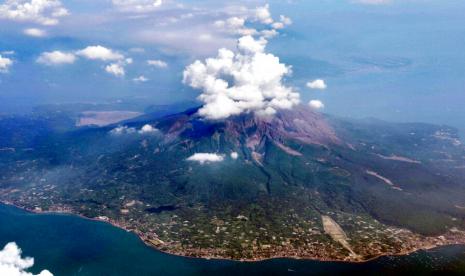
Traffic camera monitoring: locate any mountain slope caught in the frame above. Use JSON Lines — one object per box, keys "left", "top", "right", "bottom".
{"left": 1, "top": 105, "right": 465, "bottom": 261}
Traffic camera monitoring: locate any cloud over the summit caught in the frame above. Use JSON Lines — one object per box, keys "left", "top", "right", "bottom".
{"left": 0, "top": 55, "right": 13, "bottom": 72}
{"left": 0, "top": 0, "right": 68, "bottom": 26}
{"left": 0, "top": 242, "right": 53, "bottom": 276}
{"left": 183, "top": 35, "right": 300, "bottom": 120}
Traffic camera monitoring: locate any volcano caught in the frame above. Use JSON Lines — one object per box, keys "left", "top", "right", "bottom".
{"left": 1, "top": 105, "right": 465, "bottom": 261}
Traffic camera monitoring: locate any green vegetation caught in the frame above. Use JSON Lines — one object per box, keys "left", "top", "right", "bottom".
{"left": 1, "top": 106, "right": 465, "bottom": 260}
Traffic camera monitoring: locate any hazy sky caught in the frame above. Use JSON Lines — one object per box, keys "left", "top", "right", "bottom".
{"left": 1, "top": 0, "right": 465, "bottom": 133}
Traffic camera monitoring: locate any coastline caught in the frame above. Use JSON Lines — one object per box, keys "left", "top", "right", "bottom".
{"left": 1, "top": 200, "right": 462, "bottom": 264}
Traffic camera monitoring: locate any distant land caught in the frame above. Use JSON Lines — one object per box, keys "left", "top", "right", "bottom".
{"left": 1, "top": 104, "right": 465, "bottom": 262}
{"left": 4, "top": 203, "right": 465, "bottom": 275}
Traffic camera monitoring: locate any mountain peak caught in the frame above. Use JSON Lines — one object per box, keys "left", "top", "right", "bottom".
{"left": 157, "top": 104, "right": 340, "bottom": 148}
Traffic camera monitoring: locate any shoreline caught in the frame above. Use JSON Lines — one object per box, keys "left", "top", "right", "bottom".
{"left": 1, "top": 201, "right": 462, "bottom": 264}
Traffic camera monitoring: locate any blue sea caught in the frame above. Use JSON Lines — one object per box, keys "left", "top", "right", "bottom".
{"left": 1, "top": 203, "right": 465, "bottom": 275}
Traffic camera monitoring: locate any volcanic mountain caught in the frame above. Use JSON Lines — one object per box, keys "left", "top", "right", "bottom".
{"left": 1, "top": 105, "right": 465, "bottom": 261}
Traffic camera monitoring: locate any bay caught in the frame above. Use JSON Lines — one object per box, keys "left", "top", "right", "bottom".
{"left": 1, "top": 203, "right": 465, "bottom": 276}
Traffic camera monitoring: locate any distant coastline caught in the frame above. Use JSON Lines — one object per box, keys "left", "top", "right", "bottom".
{"left": 1, "top": 200, "right": 463, "bottom": 264}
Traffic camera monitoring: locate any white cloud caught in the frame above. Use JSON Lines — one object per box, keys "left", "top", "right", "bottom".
{"left": 215, "top": 4, "right": 291, "bottom": 40}
{"left": 271, "top": 15, "right": 292, "bottom": 30}
{"left": 75, "top": 46, "right": 129, "bottom": 77}
{"left": 110, "top": 125, "right": 158, "bottom": 135}
{"left": 23, "top": 28, "right": 46, "bottom": 37}
{"left": 110, "top": 126, "right": 136, "bottom": 135}
{"left": 112, "top": 0, "right": 162, "bottom": 13}
{"left": 279, "top": 15, "right": 292, "bottom": 26}
{"left": 309, "top": 100, "right": 324, "bottom": 110}
{"left": 0, "top": 242, "right": 53, "bottom": 276}
{"left": 183, "top": 35, "right": 299, "bottom": 120}
{"left": 0, "top": 55, "right": 13, "bottom": 72}
{"left": 76, "top": 46, "right": 124, "bottom": 61}
{"left": 138, "top": 124, "right": 157, "bottom": 133}
{"left": 307, "top": 79, "right": 327, "bottom": 90}
{"left": 230, "top": 152, "right": 239, "bottom": 159}
{"left": 35, "top": 46, "right": 130, "bottom": 76}
{"left": 105, "top": 58, "right": 132, "bottom": 77}
{"left": 260, "top": 29, "right": 278, "bottom": 39}
{"left": 133, "top": 75, "right": 148, "bottom": 82}
{"left": 105, "top": 63, "right": 125, "bottom": 77}
{"left": 214, "top": 16, "right": 257, "bottom": 36}
{"left": 147, "top": 59, "right": 167, "bottom": 68}
{"left": 255, "top": 4, "right": 273, "bottom": 25}
{"left": 36, "top": 51, "right": 75, "bottom": 65}
{"left": 187, "top": 153, "right": 224, "bottom": 164}
{"left": 0, "top": 0, "right": 68, "bottom": 26}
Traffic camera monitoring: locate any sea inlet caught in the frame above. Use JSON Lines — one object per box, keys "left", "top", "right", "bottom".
{"left": 1, "top": 203, "right": 465, "bottom": 275}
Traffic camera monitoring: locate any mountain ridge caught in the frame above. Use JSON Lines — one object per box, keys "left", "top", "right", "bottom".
{"left": 1, "top": 105, "right": 465, "bottom": 261}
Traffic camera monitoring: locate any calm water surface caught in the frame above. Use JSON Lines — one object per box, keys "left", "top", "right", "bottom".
{"left": 1, "top": 203, "right": 465, "bottom": 276}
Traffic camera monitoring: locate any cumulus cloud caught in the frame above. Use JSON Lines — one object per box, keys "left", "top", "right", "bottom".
{"left": 279, "top": 15, "right": 292, "bottom": 26}
{"left": 76, "top": 46, "right": 124, "bottom": 61}
{"left": 183, "top": 35, "right": 300, "bottom": 120}
{"left": 75, "top": 46, "right": 132, "bottom": 77}
{"left": 112, "top": 0, "right": 162, "bottom": 13}
{"left": 138, "top": 124, "right": 158, "bottom": 134}
{"left": 255, "top": 4, "right": 273, "bottom": 25}
{"left": 105, "top": 63, "right": 125, "bottom": 76}
{"left": 309, "top": 100, "right": 324, "bottom": 110}
{"left": 230, "top": 152, "right": 239, "bottom": 159}
{"left": 187, "top": 153, "right": 224, "bottom": 164}
{"left": 23, "top": 28, "right": 46, "bottom": 37}
{"left": 110, "top": 126, "right": 136, "bottom": 135}
{"left": 133, "top": 75, "right": 148, "bottom": 82}
{"left": 0, "top": 0, "right": 68, "bottom": 26}
{"left": 0, "top": 242, "right": 53, "bottom": 276}
{"left": 214, "top": 16, "right": 257, "bottom": 36}
{"left": 110, "top": 125, "right": 158, "bottom": 135}
{"left": 147, "top": 59, "right": 167, "bottom": 68}
{"left": 36, "top": 51, "right": 75, "bottom": 65}
{"left": 105, "top": 58, "right": 132, "bottom": 77}
{"left": 0, "top": 55, "right": 13, "bottom": 72}
{"left": 214, "top": 4, "right": 292, "bottom": 39}
{"left": 307, "top": 79, "right": 327, "bottom": 90}
{"left": 34, "top": 45, "right": 130, "bottom": 77}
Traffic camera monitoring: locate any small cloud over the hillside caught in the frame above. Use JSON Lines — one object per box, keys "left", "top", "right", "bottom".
{"left": 187, "top": 153, "right": 225, "bottom": 164}
{"left": 309, "top": 100, "right": 324, "bottom": 110}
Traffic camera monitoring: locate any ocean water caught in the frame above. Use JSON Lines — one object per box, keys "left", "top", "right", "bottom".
{"left": 1, "top": 203, "right": 465, "bottom": 276}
